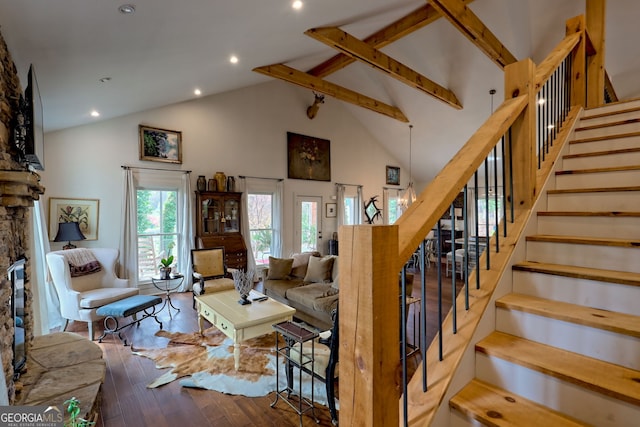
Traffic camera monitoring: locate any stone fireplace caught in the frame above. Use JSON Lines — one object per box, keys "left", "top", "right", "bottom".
{"left": 0, "top": 30, "right": 45, "bottom": 404}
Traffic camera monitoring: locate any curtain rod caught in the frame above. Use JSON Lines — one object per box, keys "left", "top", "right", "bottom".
{"left": 335, "top": 182, "right": 363, "bottom": 188}
{"left": 121, "top": 165, "right": 191, "bottom": 173}
{"left": 238, "top": 175, "right": 284, "bottom": 182}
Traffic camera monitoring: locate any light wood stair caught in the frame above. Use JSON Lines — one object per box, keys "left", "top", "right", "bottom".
{"left": 449, "top": 100, "right": 640, "bottom": 426}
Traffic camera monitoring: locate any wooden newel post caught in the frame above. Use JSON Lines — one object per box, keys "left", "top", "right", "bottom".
{"left": 504, "top": 58, "right": 536, "bottom": 211}
{"left": 338, "top": 224, "right": 401, "bottom": 427}
{"left": 566, "top": 15, "right": 587, "bottom": 108}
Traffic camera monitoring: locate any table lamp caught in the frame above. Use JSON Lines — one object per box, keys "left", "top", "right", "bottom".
{"left": 54, "top": 222, "right": 86, "bottom": 249}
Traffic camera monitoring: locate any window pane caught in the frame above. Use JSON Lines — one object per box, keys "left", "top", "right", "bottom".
{"left": 137, "top": 189, "right": 178, "bottom": 281}
{"left": 300, "top": 201, "right": 318, "bottom": 252}
{"left": 344, "top": 197, "right": 355, "bottom": 225}
{"left": 248, "top": 193, "right": 274, "bottom": 265}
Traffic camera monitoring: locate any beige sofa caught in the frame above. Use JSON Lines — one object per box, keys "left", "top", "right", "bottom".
{"left": 262, "top": 252, "right": 338, "bottom": 330}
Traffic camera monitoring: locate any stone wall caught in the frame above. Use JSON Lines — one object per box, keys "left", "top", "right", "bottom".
{"left": 0, "top": 29, "right": 36, "bottom": 404}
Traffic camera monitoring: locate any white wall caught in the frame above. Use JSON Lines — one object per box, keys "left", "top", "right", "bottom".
{"left": 40, "top": 80, "right": 406, "bottom": 256}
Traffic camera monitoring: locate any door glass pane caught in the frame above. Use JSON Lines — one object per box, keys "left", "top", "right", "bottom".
{"left": 300, "top": 200, "right": 318, "bottom": 252}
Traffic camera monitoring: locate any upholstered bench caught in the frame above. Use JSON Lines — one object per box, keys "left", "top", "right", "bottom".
{"left": 96, "top": 295, "right": 163, "bottom": 345}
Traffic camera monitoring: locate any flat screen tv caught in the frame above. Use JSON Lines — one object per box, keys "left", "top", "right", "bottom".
{"left": 23, "top": 64, "right": 44, "bottom": 171}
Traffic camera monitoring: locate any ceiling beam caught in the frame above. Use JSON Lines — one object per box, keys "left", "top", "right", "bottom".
{"left": 307, "top": 0, "right": 475, "bottom": 78}
{"left": 429, "top": 0, "right": 517, "bottom": 69}
{"left": 306, "top": 27, "right": 462, "bottom": 110}
{"left": 253, "top": 63, "right": 409, "bottom": 122}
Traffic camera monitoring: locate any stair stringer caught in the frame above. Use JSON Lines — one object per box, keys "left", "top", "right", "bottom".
{"left": 423, "top": 109, "right": 583, "bottom": 427}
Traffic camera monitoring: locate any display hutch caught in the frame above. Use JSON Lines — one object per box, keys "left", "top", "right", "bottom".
{"left": 195, "top": 191, "right": 247, "bottom": 271}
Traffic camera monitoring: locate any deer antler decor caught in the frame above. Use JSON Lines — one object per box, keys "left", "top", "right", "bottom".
{"left": 306, "top": 92, "right": 325, "bottom": 119}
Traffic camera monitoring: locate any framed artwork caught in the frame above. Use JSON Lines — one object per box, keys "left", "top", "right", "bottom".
{"left": 287, "top": 132, "right": 331, "bottom": 181}
{"left": 326, "top": 203, "right": 337, "bottom": 218}
{"left": 386, "top": 166, "right": 400, "bottom": 185}
{"left": 48, "top": 197, "right": 100, "bottom": 241}
{"left": 139, "top": 125, "right": 182, "bottom": 164}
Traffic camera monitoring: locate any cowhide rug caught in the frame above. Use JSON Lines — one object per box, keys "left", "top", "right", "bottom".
{"left": 132, "top": 327, "right": 333, "bottom": 406}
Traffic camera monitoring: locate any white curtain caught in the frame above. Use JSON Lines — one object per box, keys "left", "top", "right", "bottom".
{"left": 355, "top": 185, "right": 364, "bottom": 225}
{"left": 119, "top": 168, "right": 193, "bottom": 291}
{"left": 31, "top": 200, "right": 63, "bottom": 334}
{"left": 336, "top": 184, "right": 346, "bottom": 228}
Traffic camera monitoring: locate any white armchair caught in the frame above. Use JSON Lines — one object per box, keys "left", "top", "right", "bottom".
{"left": 46, "top": 248, "right": 139, "bottom": 340}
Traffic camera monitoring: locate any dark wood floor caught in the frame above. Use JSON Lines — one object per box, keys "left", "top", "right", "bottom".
{"left": 63, "top": 264, "right": 463, "bottom": 427}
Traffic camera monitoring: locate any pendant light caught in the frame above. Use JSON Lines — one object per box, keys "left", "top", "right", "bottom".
{"left": 487, "top": 89, "right": 496, "bottom": 196}
{"left": 400, "top": 124, "right": 416, "bottom": 210}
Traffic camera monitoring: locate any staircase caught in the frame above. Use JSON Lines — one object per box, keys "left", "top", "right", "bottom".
{"left": 449, "top": 100, "right": 640, "bottom": 426}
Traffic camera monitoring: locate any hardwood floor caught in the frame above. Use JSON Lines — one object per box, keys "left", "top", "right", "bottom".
{"left": 62, "top": 266, "right": 464, "bottom": 427}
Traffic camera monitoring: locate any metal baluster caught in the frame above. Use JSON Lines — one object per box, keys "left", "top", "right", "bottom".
{"left": 437, "top": 219, "right": 443, "bottom": 360}
{"left": 450, "top": 204, "right": 457, "bottom": 334}
{"left": 474, "top": 172, "right": 480, "bottom": 289}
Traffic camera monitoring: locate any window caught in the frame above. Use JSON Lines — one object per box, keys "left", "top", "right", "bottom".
{"left": 136, "top": 189, "right": 178, "bottom": 281}
{"left": 343, "top": 196, "right": 357, "bottom": 225}
{"left": 477, "top": 194, "right": 503, "bottom": 237}
{"left": 247, "top": 193, "right": 274, "bottom": 265}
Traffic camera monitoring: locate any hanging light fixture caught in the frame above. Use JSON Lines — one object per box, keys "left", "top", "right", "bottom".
{"left": 399, "top": 124, "right": 416, "bottom": 210}
{"left": 487, "top": 89, "right": 496, "bottom": 196}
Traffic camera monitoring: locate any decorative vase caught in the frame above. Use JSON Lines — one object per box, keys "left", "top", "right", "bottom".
{"left": 226, "top": 176, "right": 235, "bottom": 192}
{"left": 197, "top": 175, "right": 207, "bottom": 192}
{"left": 232, "top": 268, "right": 255, "bottom": 305}
{"left": 214, "top": 172, "right": 226, "bottom": 193}
{"left": 208, "top": 179, "right": 216, "bottom": 192}
{"left": 160, "top": 267, "right": 172, "bottom": 280}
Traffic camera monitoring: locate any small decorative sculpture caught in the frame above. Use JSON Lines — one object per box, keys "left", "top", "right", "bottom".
{"left": 232, "top": 268, "right": 255, "bottom": 305}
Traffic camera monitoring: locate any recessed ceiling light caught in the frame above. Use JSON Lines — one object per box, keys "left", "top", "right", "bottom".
{"left": 229, "top": 55, "right": 239, "bottom": 64}
{"left": 99, "top": 77, "right": 111, "bottom": 83}
{"left": 90, "top": 110, "right": 100, "bottom": 117}
{"left": 118, "top": 4, "right": 136, "bottom": 14}
{"left": 194, "top": 88, "right": 202, "bottom": 96}
{"left": 292, "top": 1, "right": 303, "bottom": 10}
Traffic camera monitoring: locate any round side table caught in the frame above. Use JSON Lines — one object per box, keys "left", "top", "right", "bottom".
{"left": 151, "top": 274, "right": 184, "bottom": 318}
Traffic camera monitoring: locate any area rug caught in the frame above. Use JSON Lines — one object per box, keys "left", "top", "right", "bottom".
{"left": 132, "top": 327, "right": 333, "bottom": 406}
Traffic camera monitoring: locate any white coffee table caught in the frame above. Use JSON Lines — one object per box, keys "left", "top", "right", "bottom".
{"left": 194, "top": 289, "right": 296, "bottom": 370}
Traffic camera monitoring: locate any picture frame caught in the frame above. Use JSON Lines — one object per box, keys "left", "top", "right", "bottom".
{"left": 139, "top": 125, "right": 182, "bottom": 164}
{"left": 287, "top": 132, "right": 331, "bottom": 181}
{"left": 326, "top": 203, "right": 337, "bottom": 218}
{"left": 386, "top": 165, "right": 400, "bottom": 185}
{"left": 48, "top": 197, "right": 100, "bottom": 241}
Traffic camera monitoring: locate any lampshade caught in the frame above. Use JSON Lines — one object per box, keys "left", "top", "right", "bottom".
{"left": 54, "top": 222, "right": 86, "bottom": 249}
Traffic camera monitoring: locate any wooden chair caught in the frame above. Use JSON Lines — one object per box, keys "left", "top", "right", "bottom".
{"left": 287, "top": 308, "right": 339, "bottom": 425}
{"left": 190, "top": 247, "right": 235, "bottom": 308}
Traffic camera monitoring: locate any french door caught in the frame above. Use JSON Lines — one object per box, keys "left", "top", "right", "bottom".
{"left": 294, "top": 195, "right": 322, "bottom": 254}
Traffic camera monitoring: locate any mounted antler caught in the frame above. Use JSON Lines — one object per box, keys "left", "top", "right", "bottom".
{"left": 306, "top": 92, "right": 325, "bottom": 119}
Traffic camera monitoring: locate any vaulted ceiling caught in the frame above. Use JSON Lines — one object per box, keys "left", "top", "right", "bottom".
{"left": 0, "top": 0, "right": 638, "bottom": 183}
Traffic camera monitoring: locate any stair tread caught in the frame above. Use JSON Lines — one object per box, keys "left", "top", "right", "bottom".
{"left": 496, "top": 293, "right": 640, "bottom": 338}
{"left": 476, "top": 332, "right": 640, "bottom": 406}
{"left": 576, "top": 117, "right": 640, "bottom": 132}
{"left": 582, "top": 105, "right": 640, "bottom": 120}
{"left": 537, "top": 211, "right": 640, "bottom": 217}
{"left": 556, "top": 165, "right": 640, "bottom": 175}
{"left": 570, "top": 131, "right": 640, "bottom": 145}
{"left": 450, "top": 379, "right": 591, "bottom": 427}
{"left": 512, "top": 261, "right": 640, "bottom": 287}
{"left": 547, "top": 186, "right": 640, "bottom": 195}
{"left": 526, "top": 234, "right": 640, "bottom": 247}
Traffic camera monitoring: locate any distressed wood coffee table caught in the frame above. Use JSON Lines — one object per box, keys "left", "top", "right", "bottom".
{"left": 195, "top": 289, "right": 295, "bottom": 370}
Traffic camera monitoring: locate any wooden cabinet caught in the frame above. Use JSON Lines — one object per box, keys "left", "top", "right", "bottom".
{"left": 195, "top": 191, "right": 247, "bottom": 271}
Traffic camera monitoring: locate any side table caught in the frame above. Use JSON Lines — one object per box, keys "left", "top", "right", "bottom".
{"left": 271, "top": 321, "right": 319, "bottom": 426}
{"left": 151, "top": 274, "right": 184, "bottom": 318}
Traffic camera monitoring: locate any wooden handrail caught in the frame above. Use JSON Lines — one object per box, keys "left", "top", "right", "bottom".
{"left": 395, "top": 94, "right": 528, "bottom": 269}
{"left": 535, "top": 32, "right": 581, "bottom": 90}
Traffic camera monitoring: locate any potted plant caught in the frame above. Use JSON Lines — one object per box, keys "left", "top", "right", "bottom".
{"left": 159, "top": 255, "right": 174, "bottom": 279}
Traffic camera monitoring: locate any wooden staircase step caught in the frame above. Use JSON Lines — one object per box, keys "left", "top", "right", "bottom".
{"left": 496, "top": 293, "right": 640, "bottom": 338}
{"left": 556, "top": 165, "right": 640, "bottom": 176}
{"left": 575, "top": 117, "right": 640, "bottom": 132}
{"left": 537, "top": 211, "right": 640, "bottom": 218}
{"left": 475, "top": 332, "right": 640, "bottom": 406}
{"left": 450, "top": 379, "right": 591, "bottom": 427}
{"left": 512, "top": 261, "right": 640, "bottom": 287}
{"left": 526, "top": 234, "right": 640, "bottom": 248}
{"left": 547, "top": 186, "right": 640, "bottom": 195}
{"left": 570, "top": 131, "right": 640, "bottom": 145}
{"left": 582, "top": 105, "right": 640, "bottom": 121}
{"left": 564, "top": 146, "right": 640, "bottom": 159}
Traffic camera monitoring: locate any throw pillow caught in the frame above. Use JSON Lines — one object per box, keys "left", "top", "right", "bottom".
{"left": 267, "top": 257, "right": 294, "bottom": 280}
{"left": 303, "top": 256, "right": 335, "bottom": 283}
{"left": 290, "top": 251, "right": 321, "bottom": 278}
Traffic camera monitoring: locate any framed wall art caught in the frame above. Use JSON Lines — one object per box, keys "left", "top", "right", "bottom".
{"left": 48, "top": 197, "right": 100, "bottom": 241}
{"left": 139, "top": 125, "right": 182, "bottom": 164}
{"left": 386, "top": 165, "right": 400, "bottom": 185}
{"left": 287, "top": 132, "right": 331, "bottom": 181}
{"left": 326, "top": 203, "right": 337, "bottom": 218}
